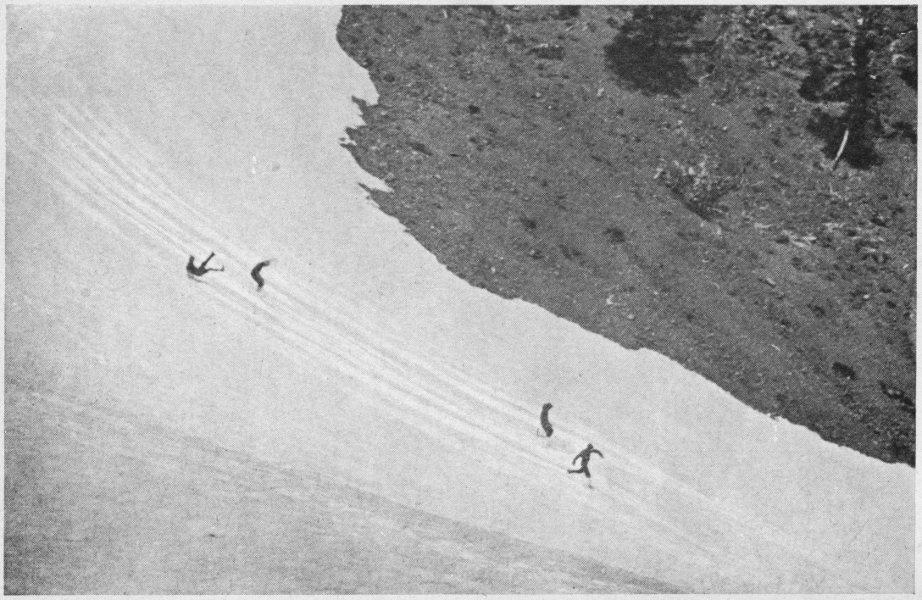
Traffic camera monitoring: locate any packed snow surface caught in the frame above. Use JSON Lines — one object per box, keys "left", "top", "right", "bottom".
{"left": 6, "top": 6, "right": 912, "bottom": 593}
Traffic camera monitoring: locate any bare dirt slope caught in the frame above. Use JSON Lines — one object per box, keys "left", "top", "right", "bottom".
{"left": 337, "top": 5, "right": 916, "bottom": 465}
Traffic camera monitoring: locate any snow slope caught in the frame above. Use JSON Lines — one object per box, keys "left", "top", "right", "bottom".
{"left": 6, "top": 383, "right": 679, "bottom": 594}
{"left": 6, "top": 6, "right": 913, "bottom": 593}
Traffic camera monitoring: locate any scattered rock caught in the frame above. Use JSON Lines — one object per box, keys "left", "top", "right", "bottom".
{"left": 410, "top": 141, "right": 433, "bottom": 155}
{"left": 788, "top": 232, "right": 817, "bottom": 249}
{"left": 519, "top": 216, "right": 538, "bottom": 230}
{"left": 832, "top": 361, "right": 858, "bottom": 381}
{"left": 603, "top": 226, "right": 626, "bottom": 245}
{"left": 879, "top": 381, "right": 913, "bottom": 410}
{"left": 559, "top": 244, "right": 582, "bottom": 260}
{"left": 870, "top": 212, "right": 889, "bottom": 227}
{"left": 528, "top": 43, "right": 565, "bottom": 60}
{"left": 808, "top": 304, "right": 826, "bottom": 317}
{"left": 556, "top": 6, "right": 580, "bottom": 19}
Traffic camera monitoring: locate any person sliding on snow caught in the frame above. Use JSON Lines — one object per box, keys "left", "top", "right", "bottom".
{"left": 186, "top": 252, "right": 224, "bottom": 277}
{"left": 250, "top": 259, "right": 272, "bottom": 291}
{"left": 568, "top": 443, "right": 603, "bottom": 478}
{"left": 539, "top": 402, "right": 554, "bottom": 437}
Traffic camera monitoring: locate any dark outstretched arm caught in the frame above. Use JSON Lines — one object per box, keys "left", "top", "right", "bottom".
{"left": 592, "top": 449, "right": 604, "bottom": 458}
{"left": 200, "top": 252, "right": 216, "bottom": 268}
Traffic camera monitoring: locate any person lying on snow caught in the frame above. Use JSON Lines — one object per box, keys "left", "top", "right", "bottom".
{"left": 187, "top": 252, "right": 224, "bottom": 277}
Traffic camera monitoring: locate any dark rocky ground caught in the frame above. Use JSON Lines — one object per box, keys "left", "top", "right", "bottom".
{"left": 337, "top": 6, "right": 915, "bottom": 465}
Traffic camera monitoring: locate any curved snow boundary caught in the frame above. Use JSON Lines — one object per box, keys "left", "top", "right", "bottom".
{"left": 6, "top": 6, "right": 912, "bottom": 593}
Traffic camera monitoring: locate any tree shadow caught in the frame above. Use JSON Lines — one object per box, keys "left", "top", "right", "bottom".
{"left": 604, "top": 38, "right": 695, "bottom": 97}
{"left": 798, "top": 69, "right": 853, "bottom": 103}
{"left": 806, "top": 109, "right": 882, "bottom": 169}
{"left": 891, "top": 120, "right": 917, "bottom": 144}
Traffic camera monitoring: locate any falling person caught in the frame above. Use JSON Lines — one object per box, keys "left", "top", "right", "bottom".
{"left": 539, "top": 402, "right": 554, "bottom": 437}
{"left": 568, "top": 443, "right": 603, "bottom": 479}
{"left": 251, "top": 259, "right": 272, "bottom": 291}
{"left": 187, "top": 252, "right": 224, "bottom": 277}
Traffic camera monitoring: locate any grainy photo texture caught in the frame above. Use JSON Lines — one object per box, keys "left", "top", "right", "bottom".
{"left": 6, "top": 5, "right": 915, "bottom": 594}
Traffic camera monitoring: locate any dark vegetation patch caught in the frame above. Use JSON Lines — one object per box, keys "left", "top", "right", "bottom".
{"left": 603, "top": 8, "right": 703, "bottom": 97}
{"left": 559, "top": 244, "right": 583, "bottom": 261}
{"left": 604, "top": 226, "right": 626, "bottom": 245}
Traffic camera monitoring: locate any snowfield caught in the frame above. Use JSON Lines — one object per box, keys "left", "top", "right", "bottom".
{"left": 6, "top": 6, "right": 913, "bottom": 594}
